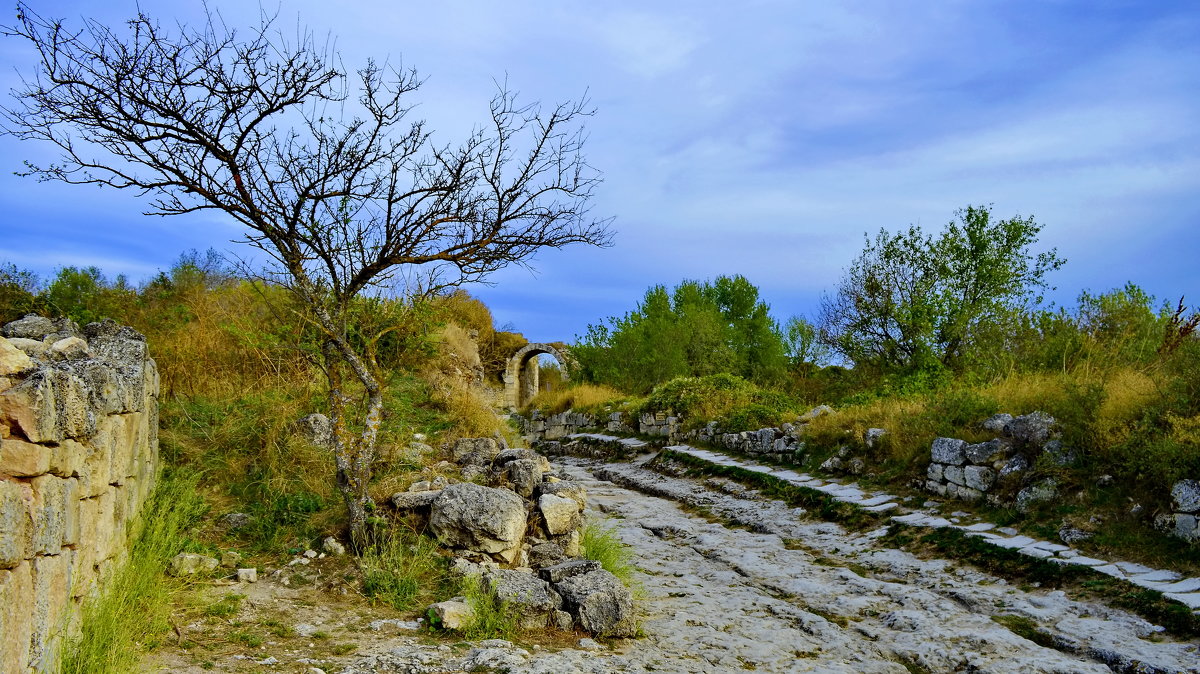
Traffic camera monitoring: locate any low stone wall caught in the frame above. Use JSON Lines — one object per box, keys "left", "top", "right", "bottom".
{"left": 1159, "top": 480, "right": 1200, "bottom": 543}
{"left": 0, "top": 316, "right": 159, "bottom": 673}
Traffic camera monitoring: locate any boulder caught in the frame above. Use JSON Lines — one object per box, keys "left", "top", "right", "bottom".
{"left": 451, "top": 438, "right": 500, "bottom": 466}
{"left": 1171, "top": 479, "right": 1200, "bottom": 513}
{"left": 863, "top": 427, "right": 886, "bottom": 449}
{"left": 1004, "top": 411, "right": 1056, "bottom": 448}
{"left": 494, "top": 448, "right": 551, "bottom": 472}
{"left": 555, "top": 569, "right": 636, "bottom": 637}
{"left": 1174, "top": 514, "right": 1199, "bottom": 541}
{"left": 799, "top": 405, "right": 834, "bottom": 422}
{"left": 390, "top": 490, "right": 441, "bottom": 510}
{"left": 980, "top": 413, "right": 1013, "bottom": 434}
{"left": 48, "top": 337, "right": 90, "bottom": 361}
{"left": 1016, "top": 478, "right": 1059, "bottom": 513}
{"left": 322, "top": 536, "right": 346, "bottom": 555}
{"left": 236, "top": 568, "right": 258, "bottom": 583}
{"left": 429, "top": 483, "right": 527, "bottom": 563}
{"left": 217, "top": 512, "right": 251, "bottom": 530}
{"left": 930, "top": 438, "right": 966, "bottom": 466}
{"left": 538, "top": 559, "right": 601, "bottom": 584}
{"left": 1042, "top": 439, "right": 1077, "bottom": 466}
{"left": 538, "top": 493, "right": 581, "bottom": 536}
{"left": 2, "top": 315, "right": 56, "bottom": 340}
{"left": 428, "top": 599, "right": 474, "bottom": 630}
{"left": 535, "top": 480, "right": 587, "bottom": 509}
{"left": 501, "top": 459, "right": 542, "bottom": 498}
{"left": 1058, "top": 524, "right": 1094, "bottom": 544}
{"left": 485, "top": 569, "right": 562, "bottom": 629}
{"left": 965, "top": 438, "right": 1007, "bottom": 465}
{"left": 998, "top": 454, "right": 1030, "bottom": 480}
{"left": 528, "top": 542, "right": 566, "bottom": 569}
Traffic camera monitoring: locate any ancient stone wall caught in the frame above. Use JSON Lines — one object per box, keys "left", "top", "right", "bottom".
{"left": 0, "top": 315, "right": 159, "bottom": 673}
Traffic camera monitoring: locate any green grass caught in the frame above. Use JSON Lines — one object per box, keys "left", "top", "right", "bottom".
{"left": 454, "top": 574, "right": 518, "bottom": 640}
{"left": 581, "top": 520, "right": 637, "bottom": 584}
{"left": 58, "top": 468, "right": 208, "bottom": 674}
{"left": 359, "top": 526, "right": 448, "bottom": 611}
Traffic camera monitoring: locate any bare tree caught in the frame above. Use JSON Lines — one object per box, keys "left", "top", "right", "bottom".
{"left": 2, "top": 3, "right": 612, "bottom": 547}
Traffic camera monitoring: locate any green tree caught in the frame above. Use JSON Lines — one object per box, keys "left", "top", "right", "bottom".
{"left": 573, "top": 275, "right": 788, "bottom": 392}
{"left": 820, "top": 205, "right": 1064, "bottom": 374}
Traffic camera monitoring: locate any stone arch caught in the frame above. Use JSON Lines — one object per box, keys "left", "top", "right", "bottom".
{"left": 504, "top": 342, "right": 572, "bottom": 410}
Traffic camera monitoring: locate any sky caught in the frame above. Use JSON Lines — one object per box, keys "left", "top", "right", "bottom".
{"left": 0, "top": 1, "right": 1197, "bottom": 343}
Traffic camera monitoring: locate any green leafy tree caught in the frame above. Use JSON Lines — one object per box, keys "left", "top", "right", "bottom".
{"left": 819, "top": 205, "right": 1064, "bottom": 374}
{"left": 574, "top": 275, "right": 788, "bottom": 392}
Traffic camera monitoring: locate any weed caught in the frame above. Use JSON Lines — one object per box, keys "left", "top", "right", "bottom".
{"left": 581, "top": 520, "right": 637, "bottom": 585}
{"left": 330, "top": 643, "right": 358, "bottom": 655}
{"left": 359, "top": 527, "right": 448, "bottom": 611}
{"left": 204, "top": 594, "right": 245, "bottom": 619}
{"left": 457, "top": 575, "right": 518, "bottom": 640}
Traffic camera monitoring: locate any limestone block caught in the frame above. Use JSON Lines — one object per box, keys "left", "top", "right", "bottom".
{"left": 7, "top": 337, "right": 48, "bottom": 359}
{"left": 538, "top": 493, "right": 581, "bottom": 536}
{"left": 81, "top": 433, "right": 113, "bottom": 498}
{"left": 0, "top": 370, "right": 94, "bottom": 443}
{"left": 965, "top": 438, "right": 1008, "bottom": 465}
{"left": 953, "top": 485, "right": 984, "bottom": 502}
{"left": 429, "top": 483, "right": 527, "bottom": 563}
{"left": 0, "top": 436, "right": 51, "bottom": 477}
{"left": 69, "top": 361, "right": 127, "bottom": 416}
{"left": 0, "top": 337, "right": 34, "bottom": 376}
{"left": 61, "top": 478, "right": 80, "bottom": 548}
{"left": 31, "top": 474, "right": 68, "bottom": 556}
{"left": 428, "top": 599, "right": 473, "bottom": 630}
{"left": 944, "top": 465, "right": 965, "bottom": 486}
{"left": 92, "top": 489, "right": 116, "bottom": 563}
{"left": 1175, "top": 514, "right": 1199, "bottom": 541}
{"left": 925, "top": 480, "right": 948, "bottom": 496}
{"left": 48, "top": 439, "right": 86, "bottom": 478}
{"left": 29, "top": 551, "right": 73, "bottom": 672}
{"left": 3, "top": 315, "right": 57, "bottom": 340}
{"left": 930, "top": 438, "right": 966, "bottom": 466}
{"left": 0, "top": 479, "right": 32, "bottom": 569}
{"left": 0, "top": 563, "right": 34, "bottom": 673}
{"left": 49, "top": 337, "right": 90, "bottom": 361}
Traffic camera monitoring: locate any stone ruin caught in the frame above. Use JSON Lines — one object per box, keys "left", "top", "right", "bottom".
{"left": 0, "top": 315, "right": 160, "bottom": 673}
{"left": 390, "top": 437, "right": 636, "bottom": 637}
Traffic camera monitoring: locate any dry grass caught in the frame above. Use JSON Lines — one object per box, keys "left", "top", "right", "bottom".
{"left": 525, "top": 383, "right": 629, "bottom": 415}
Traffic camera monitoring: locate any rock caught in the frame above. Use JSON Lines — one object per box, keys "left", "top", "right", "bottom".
{"left": 501, "top": 459, "right": 543, "bottom": 498}
{"left": 965, "top": 438, "right": 1007, "bottom": 465}
{"left": 1174, "top": 514, "right": 1199, "bottom": 541}
{"left": 980, "top": 413, "right": 1013, "bottom": 433}
{"left": 820, "top": 456, "right": 843, "bottom": 472}
{"left": 485, "top": 569, "right": 562, "bottom": 629}
{"left": 555, "top": 569, "right": 636, "bottom": 637}
{"left": 863, "top": 428, "right": 886, "bottom": 449}
{"left": 1016, "top": 478, "right": 1059, "bottom": 513}
{"left": 1059, "top": 525, "right": 1094, "bottom": 544}
{"left": 538, "top": 559, "right": 601, "bottom": 584}
{"left": 295, "top": 414, "right": 333, "bottom": 449}
{"left": 0, "top": 338, "right": 34, "bottom": 376}
{"left": 48, "top": 337, "right": 90, "bottom": 361}
{"left": 428, "top": 599, "right": 474, "bottom": 630}
{"left": 462, "top": 642, "right": 527, "bottom": 671}
{"left": 390, "top": 490, "right": 440, "bottom": 510}
{"left": 220, "top": 550, "right": 242, "bottom": 568}
{"left": 1096, "top": 474, "right": 1114, "bottom": 487}
{"left": 926, "top": 463, "right": 944, "bottom": 482}
{"left": 552, "top": 610, "right": 573, "bottom": 630}
{"left": 930, "top": 438, "right": 966, "bottom": 466}
{"left": 1042, "top": 439, "right": 1077, "bottom": 466}
{"left": 528, "top": 542, "right": 566, "bottom": 569}
{"left": 494, "top": 448, "right": 551, "bottom": 472}
{"left": 303, "top": 549, "right": 318, "bottom": 559}
{"left": 1004, "top": 411, "right": 1056, "bottom": 448}
{"left": 451, "top": 437, "right": 500, "bottom": 466}
{"left": 2, "top": 315, "right": 56, "bottom": 340}
{"left": 538, "top": 493, "right": 581, "bottom": 536}
{"left": 429, "top": 483, "right": 527, "bottom": 563}
{"left": 846, "top": 457, "right": 866, "bottom": 475}
{"left": 944, "top": 465, "right": 965, "bottom": 486}
{"left": 236, "top": 568, "right": 258, "bottom": 583}
{"left": 5, "top": 337, "right": 47, "bottom": 360}
{"left": 799, "top": 405, "right": 834, "bottom": 421}
{"left": 535, "top": 480, "right": 587, "bottom": 509}
{"left": 1, "top": 437, "right": 51, "bottom": 477}
{"left": 998, "top": 454, "right": 1030, "bottom": 480}
{"left": 169, "top": 553, "right": 219, "bottom": 576}
{"left": 217, "top": 512, "right": 251, "bottom": 530}
{"left": 322, "top": 536, "right": 346, "bottom": 555}
{"left": 1171, "top": 479, "right": 1200, "bottom": 513}
{"left": 963, "top": 466, "right": 995, "bottom": 492}
{"left": 577, "top": 637, "right": 604, "bottom": 651}
{"left": 295, "top": 623, "right": 319, "bottom": 637}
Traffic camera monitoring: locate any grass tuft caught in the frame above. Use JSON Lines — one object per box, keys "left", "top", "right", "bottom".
{"left": 455, "top": 574, "right": 518, "bottom": 640}
{"left": 359, "top": 527, "right": 448, "bottom": 611}
{"left": 58, "top": 469, "right": 208, "bottom": 674}
{"left": 581, "top": 520, "right": 637, "bottom": 584}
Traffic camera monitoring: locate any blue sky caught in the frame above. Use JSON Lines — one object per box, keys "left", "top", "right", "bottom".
{"left": 1, "top": 1, "right": 1197, "bottom": 343}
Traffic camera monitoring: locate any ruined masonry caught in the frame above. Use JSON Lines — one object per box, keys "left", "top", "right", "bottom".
{"left": 0, "top": 315, "right": 159, "bottom": 673}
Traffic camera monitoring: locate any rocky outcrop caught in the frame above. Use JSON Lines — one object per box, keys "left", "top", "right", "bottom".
{"left": 0, "top": 316, "right": 159, "bottom": 673}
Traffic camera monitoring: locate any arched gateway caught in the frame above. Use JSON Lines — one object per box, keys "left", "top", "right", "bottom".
{"left": 503, "top": 343, "right": 571, "bottom": 410}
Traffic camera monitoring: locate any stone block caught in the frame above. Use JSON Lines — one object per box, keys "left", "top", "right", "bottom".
{"left": 965, "top": 438, "right": 1008, "bottom": 465}
{"left": 0, "top": 479, "right": 31, "bottom": 569}
{"left": 538, "top": 493, "right": 581, "bottom": 536}
{"left": 925, "top": 480, "right": 947, "bottom": 496}
{"left": 0, "top": 338, "right": 34, "bottom": 376}
{"left": 930, "top": 438, "right": 966, "bottom": 466}
{"left": 1171, "top": 479, "right": 1200, "bottom": 514}
{"left": 0, "top": 436, "right": 51, "bottom": 477}
{"left": 61, "top": 478, "right": 80, "bottom": 548}
{"left": 30, "top": 551, "right": 73, "bottom": 672}
{"left": 954, "top": 485, "right": 984, "bottom": 502}
{"left": 31, "top": 474, "right": 68, "bottom": 556}
{"left": 1175, "top": 514, "right": 1199, "bottom": 541}
{"left": 49, "top": 439, "right": 86, "bottom": 478}
{"left": 0, "top": 370, "right": 95, "bottom": 443}
{"left": 944, "top": 465, "right": 965, "bottom": 486}
{"left": 0, "top": 563, "right": 34, "bottom": 673}
{"left": 81, "top": 435, "right": 112, "bottom": 498}
{"left": 963, "top": 466, "right": 996, "bottom": 492}
{"left": 926, "top": 463, "right": 944, "bottom": 482}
